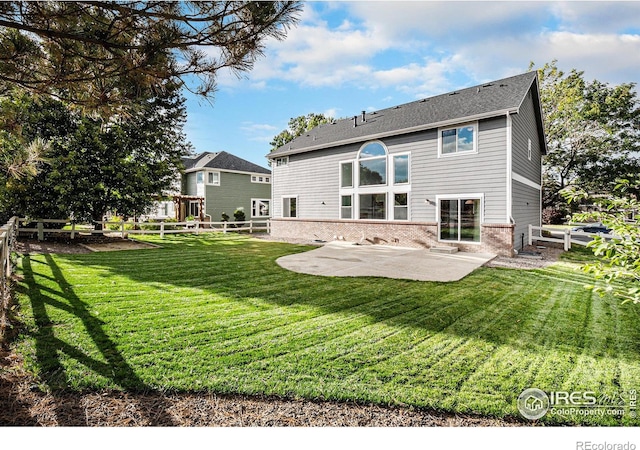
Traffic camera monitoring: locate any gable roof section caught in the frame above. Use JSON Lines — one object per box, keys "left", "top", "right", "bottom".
{"left": 269, "top": 71, "right": 546, "bottom": 158}
{"left": 183, "top": 151, "right": 271, "bottom": 174}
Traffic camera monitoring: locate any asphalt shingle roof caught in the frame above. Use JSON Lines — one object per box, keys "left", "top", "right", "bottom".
{"left": 269, "top": 71, "right": 543, "bottom": 158}
{"left": 183, "top": 151, "right": 271, "bottom": 174}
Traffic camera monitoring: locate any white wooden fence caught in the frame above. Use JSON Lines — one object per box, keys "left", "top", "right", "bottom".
{"left": 17, "top": 218, "right": 271, "bottom": 240}
{"left": 528, "top": 224, "right": 616, "bottom": 251}
{"left": 1, "top": 217, "right": 19, "bottom": 326}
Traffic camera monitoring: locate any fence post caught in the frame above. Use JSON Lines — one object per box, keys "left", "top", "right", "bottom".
{"left": 267, "top": 220, "right": 270, "bottom": 234}
{"left": 70, "top": 222, "right": 76, "bottom": 240}
{"left": 249, "top": 220, "right": 253, "bottom": 234}
{"left": 160, "top": 221, "right": 165, "bottom": 239}
{"left": 223, "top": 222, "right": 227, "bottom": 234}
{"left": 564, "top": 229, "right": 571, "bottom": 251}
{"left": 120, "top": 221, "right": 125, "bottom": 239}
{"left": 1, "top": 231, "right": 7, "bottom": 280}
{"left": 196, "top": 221, "right": 200, "bottom": 235}
{"left": 37, "top": 221, "right": 44, "bottom": 241}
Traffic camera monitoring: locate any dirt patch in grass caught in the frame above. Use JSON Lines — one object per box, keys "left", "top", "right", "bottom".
{"left": 0, "top": 352, "right": 525, "bottom": 427}
{"left": 484, "top": 244, "right": 565, "bottom": 270}
{"left": 16, "top": 236, "right": 158, "bottom": 255}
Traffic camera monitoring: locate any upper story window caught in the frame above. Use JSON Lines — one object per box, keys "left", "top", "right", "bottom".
{"left": 439, "top": 123, "right": 477, "bottom": 156}
{"left": 340, "top": 161, "right": 353, "bottom": 188}
{"left": 275, "top": 157, "right": 289, "bottom": 167}
{"left": 207, "top": 171, "right": 220, "bottom": 185}
{"left": 251, "top": 175, "right": 271, "bottom": 184}
{"left": 358, "top": 142, "right": 387, "bottom": 186}
{"left": 393, "top": 155, "right": 409, "bottom": 184}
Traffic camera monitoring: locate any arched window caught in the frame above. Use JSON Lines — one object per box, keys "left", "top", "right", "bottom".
{"left": 358, "top": 141, "right": 387, "bottom": 186}
{"left": 339, "top": 141, "right": 410, "bottom": 221}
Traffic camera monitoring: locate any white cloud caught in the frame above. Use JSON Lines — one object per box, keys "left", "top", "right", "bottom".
{"left": 218, "top": 2, "right": 640, "bottom": 96}
{"left": 240, "top": 122, "right": 278, "bottom": 132}
{"left": 323, "top": 108, "right": 339, "bottom": 118}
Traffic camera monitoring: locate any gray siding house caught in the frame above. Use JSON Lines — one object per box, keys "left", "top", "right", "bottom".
{"left": 180, "top": 151, "right": 272, "bottom": 222}
{"left": 267, "top": 72, "right": 546, "bottom": 256}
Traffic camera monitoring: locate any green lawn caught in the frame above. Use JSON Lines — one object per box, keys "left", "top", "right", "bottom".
{"left": 12, "top": 234, "right": 640, "bottom": 425}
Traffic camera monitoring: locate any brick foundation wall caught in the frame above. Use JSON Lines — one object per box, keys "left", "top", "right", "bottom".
{"left": 270, "top": 219, "right": 515, "bottom": 257}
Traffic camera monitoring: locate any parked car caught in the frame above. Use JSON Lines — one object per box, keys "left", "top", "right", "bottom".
{"left": 571, "top": 224, "right": 611, "bottom": 234}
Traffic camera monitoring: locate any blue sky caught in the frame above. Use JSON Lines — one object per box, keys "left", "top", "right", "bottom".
{"left": 182, "top": 1, "right": 640, "bottom": 169}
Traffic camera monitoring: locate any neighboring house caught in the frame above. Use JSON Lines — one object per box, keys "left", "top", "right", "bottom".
{"left": 178, "top": 151, "right": 272, "bottom": 222}
{"left": 267, "top": 71, "right": 547, "bottom": 256}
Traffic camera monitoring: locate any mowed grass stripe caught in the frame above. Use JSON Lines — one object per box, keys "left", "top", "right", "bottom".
{"left": 13, "top": 234, "right": 640, "bottom": 425}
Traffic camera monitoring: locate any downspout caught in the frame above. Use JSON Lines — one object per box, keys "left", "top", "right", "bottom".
{"left": 506, "top": 112, "right": 515, "bottom": 254}
{"left": 506, "top": 112, "right": 513, "bottom": 224}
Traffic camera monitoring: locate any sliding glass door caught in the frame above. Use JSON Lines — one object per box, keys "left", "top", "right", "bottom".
{"left": 439, "top": 197, "right": 481, "bottom": 242}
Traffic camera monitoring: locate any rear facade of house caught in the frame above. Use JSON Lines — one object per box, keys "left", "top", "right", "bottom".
{"left": 267, "top": 72, "right": 546, "bottom": 257}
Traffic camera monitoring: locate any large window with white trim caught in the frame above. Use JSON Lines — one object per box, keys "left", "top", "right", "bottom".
{"left": 338, "top": 141, "right": 411, "bottom": 221}
{"left": 251, "top": 199, "right": 270, "bottom": 218}
{"left": 359, "top": 142, "right": 387, "bottom": 186}
{"left": 359, "top": 193, "right": 386, "bottom": 220}
{"left": 438, "top": 196, "right": 482, "bottom": 243}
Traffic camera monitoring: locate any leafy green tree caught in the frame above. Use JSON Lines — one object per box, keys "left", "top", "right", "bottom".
{"left": 562, "top": 178, "right": 640, "bottom": 305}
{"left": 1, "top": 86, "right": 190, "bottom": 223}
{"left": 0, "top": 1, "right": 302, "bottom": 114}
{"left": 270, "top": 113, "right": 333, "bottom": 151}
{"left": 533, "top": 61, "right": 640, "bottom": 211}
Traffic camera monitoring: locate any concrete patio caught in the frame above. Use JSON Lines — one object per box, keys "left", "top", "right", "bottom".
{"left": 276, "top": 241, "right": 496, "bottom": 282}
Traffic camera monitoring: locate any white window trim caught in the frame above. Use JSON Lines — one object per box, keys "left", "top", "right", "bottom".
{"left": 275, "top": 156, "right": 289, "bottom": 167}
{"left": 281, "top": 195, "right": 298, "bottom": 218}
{"left": 437, "top": 122, "right": 479, "bottom": 158}
{"left": 251, "top": 174, "right": 271, "bottom": 184}
{"left": 206, "top": 170, "right": 220, "bottom": 186}
{"left": 392, "top": 191, "right": 410, "bottom": 221}
{"left": 339, "top": 144, "right": 412, "bottom": 222}
{"left": 435, "top": 194, "right": 484, "bottom": 244}
{"left": 357, "top": 140, "right": 388, "bottom": 188}
{"left": 339, "top": 160, "right": 354, "bottom": 189}
{"left": 528, "top": 138, "right": 532, "bottom": 161}
{"left": 251, "top": 198, "right": 270, "bottom": 218}
{"left": 391, "top": 152, "right": 411, "bottom": 186}
{"left": 339, "top": 194, "right": 353, "bottom": 219}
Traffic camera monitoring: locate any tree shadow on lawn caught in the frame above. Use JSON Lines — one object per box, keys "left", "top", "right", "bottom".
{"left": 14, "top": 235, "right": 640, "bottom": 424}
{"left": 59, "top": 236, "right": 640, "bottom": 360}
{"left": 14, "top": 254, "right": 179, "bottom": 426}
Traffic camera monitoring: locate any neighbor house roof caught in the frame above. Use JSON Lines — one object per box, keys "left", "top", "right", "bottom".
{"left": 268, "top": 71, "right": 546, "bottom": 158}
{"left": 183, "top": 151, "right": 271, "bottom": 174}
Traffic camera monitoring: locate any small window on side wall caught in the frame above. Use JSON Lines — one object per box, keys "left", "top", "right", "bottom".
{"left": 282, "top": 197, "right": 297, "bottom": 218}
{"left": 275, "top": 157, "right": 289, "bottom": 167}
{"left": 207, "top": 171, "right": 220, "bottom": 185}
